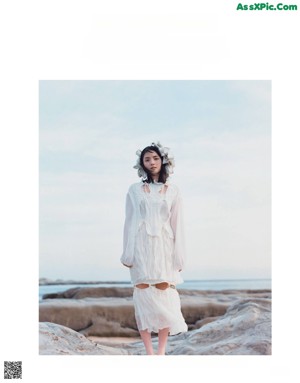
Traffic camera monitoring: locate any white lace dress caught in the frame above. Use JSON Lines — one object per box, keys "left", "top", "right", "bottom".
{"left": 121, "top": 181, "right": 188, "bottom": 335}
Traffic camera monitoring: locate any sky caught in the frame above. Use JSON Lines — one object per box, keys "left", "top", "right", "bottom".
{"left": 39, "top": 80, "right": 271, "bottom": 282}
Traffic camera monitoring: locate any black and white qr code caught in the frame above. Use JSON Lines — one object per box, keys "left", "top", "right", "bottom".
{"left": 4, "top": 361, "right": 22, "bottom": 379}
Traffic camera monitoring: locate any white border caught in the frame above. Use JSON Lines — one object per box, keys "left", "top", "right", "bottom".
{"left": 1, "top": 0, "right": 299, "bottom": 381}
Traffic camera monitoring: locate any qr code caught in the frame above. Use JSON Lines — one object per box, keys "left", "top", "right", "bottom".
{"left": 4, "top": 361, "right": 22, "bottom": 379}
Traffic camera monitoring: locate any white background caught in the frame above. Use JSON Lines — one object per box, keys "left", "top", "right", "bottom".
{"left": 1, "top": 0, "right": 299, "bottom": 382}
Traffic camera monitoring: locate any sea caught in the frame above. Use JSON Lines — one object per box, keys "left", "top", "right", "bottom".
{"left": 39, "top": 278, "right": 271, "bottom": 301}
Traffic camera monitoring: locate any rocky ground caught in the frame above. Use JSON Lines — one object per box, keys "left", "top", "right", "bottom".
{"left": 39, "top": 287, "right": 271, "bottom": 355}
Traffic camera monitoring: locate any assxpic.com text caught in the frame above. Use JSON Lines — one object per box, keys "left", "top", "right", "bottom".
{"left": 236, "top": 2, "right": 298, "bottom": 10}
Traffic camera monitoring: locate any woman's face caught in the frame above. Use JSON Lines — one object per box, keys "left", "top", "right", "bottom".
{"left": 142, "top": 150, "right": 162, "bottom": 177}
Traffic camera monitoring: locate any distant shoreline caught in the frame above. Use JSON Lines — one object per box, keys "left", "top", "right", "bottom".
{"left": 39, "top": 277, "right": 271, "bottom": 286}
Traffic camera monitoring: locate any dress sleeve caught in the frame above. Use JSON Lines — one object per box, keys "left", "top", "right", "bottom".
{"left": 120, "top": 191, "right": 135, "bottom": 267}
{"left": 170, "top": 190, "right": 186, "bottom": 271}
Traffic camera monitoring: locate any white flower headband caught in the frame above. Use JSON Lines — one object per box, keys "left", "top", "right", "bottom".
{"left": 133, "top": 141, "right": 175, "bottom": 180}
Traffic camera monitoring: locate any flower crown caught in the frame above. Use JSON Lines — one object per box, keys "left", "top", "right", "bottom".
{"left": 133, "top": 141, "right": 175, "bottom": 180}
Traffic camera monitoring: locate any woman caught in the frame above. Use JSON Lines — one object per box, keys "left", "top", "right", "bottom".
{"left": 121, "top": 141, "right": 188, "bottom": 355}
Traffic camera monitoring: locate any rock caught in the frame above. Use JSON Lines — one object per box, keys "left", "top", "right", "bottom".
{"left": 39, "top": 322, "right": 130, "bottom": 355}
{"left": 121, "top": 298, "right": 271, "bottom": 355}
{"left": 166, "top": 298, "right": 271, "bottom": 355}
{"left": 39, "top": 289, "right": 271, "bottom": 338}
{"left": 192, "top": 316, "right": 219, "bottom": 330}
{"left": 39, "top": 296, "right": 227, "bottom": 337}
{"left": 40, "top": 297, "right": 271, "bottom": 355}
{"left": 42, "top": 287, "right": 133, "bottom": 299}
{"left": 42, "top": 286, "right": 271, "bottom": 300}
{"left": 39, "top": 297, "right": 139, "bottom": 337}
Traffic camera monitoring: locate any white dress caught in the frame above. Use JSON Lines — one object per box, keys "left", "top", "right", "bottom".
{"left": 121, "top": 180, "right": 188, "bottom": 335}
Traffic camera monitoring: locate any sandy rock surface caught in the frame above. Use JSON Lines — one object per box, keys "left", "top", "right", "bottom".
{"left": 39, "top": 322, "right": 130, "bottom": 355}
{"left": 40, "top": 288, "right": 271, "bottom": 337}
{"left": 39, "top": 296, "right": 271, "bottom": 355}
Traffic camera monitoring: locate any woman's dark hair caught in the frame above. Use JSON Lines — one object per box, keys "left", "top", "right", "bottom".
{"left": 140, "top": 145, "right": 168, "bottom": 184}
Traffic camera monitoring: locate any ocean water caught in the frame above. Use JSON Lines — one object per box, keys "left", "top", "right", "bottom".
{"left": 39, "top": 279, "right": 271, "bottom": 301}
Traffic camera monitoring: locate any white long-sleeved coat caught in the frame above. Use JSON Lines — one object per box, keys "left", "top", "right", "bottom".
{"left": 120, "top": 181, "right": 186, "bottom": 285}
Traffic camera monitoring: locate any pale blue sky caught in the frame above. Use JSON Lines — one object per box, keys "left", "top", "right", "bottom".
{"left": 39, "top": 80, "right": 271, "bottom": 281}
